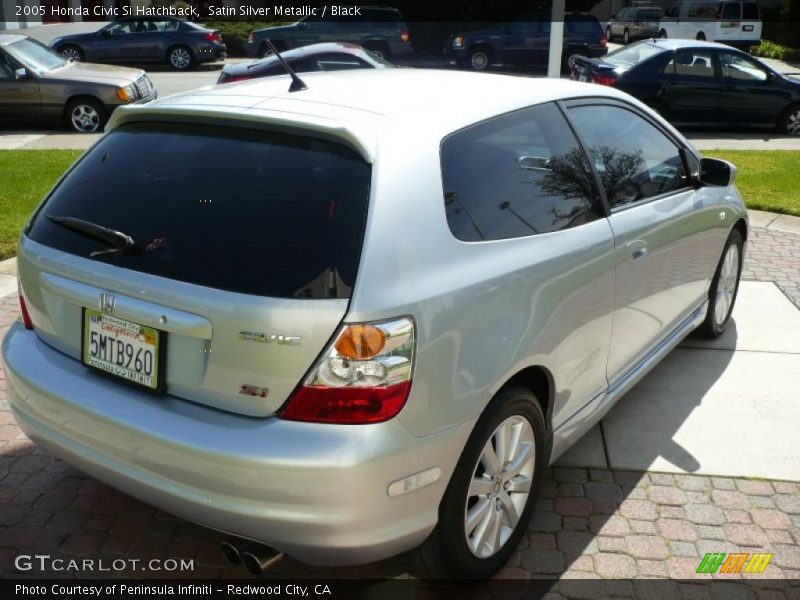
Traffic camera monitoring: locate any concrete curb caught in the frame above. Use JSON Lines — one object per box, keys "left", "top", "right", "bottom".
{"left": 748, "top": 209, "right": 800, "bottom": 233}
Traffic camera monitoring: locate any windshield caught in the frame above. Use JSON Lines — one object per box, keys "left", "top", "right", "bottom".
{"left": 604, "top": 42, "right": 665, "bottom": 68}
{"left": 639, "top": 9, "right": 664, "bottom": 19}
{"left": 5, "top": 38, "right": 66, "bottom": 72}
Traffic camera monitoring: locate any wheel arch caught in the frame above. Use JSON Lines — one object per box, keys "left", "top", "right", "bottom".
{"left": 733, "top": 217, "right": 748, "bottom": 244}
{"left": 63, "top": 93, "right": 106, "bottom": 118}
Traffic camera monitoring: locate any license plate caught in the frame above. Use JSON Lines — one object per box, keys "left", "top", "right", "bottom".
{"left": 743, "top": 24, "right": 754, "bottom": 32}
{"left": 82, "top": 309, "right": 162, "bottom": 391}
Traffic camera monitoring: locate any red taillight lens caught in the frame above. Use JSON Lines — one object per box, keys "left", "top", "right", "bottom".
{"left": 634, "top": 20, "right": 643, "bottom": 26}
{"left": 205, "top": 32, "right": 221, "bottom": 43}
{"left": 281, "top": 381, "right": 412, "bottom": 424}
{"left": 600, "top": 34, "right": 608, "bottom": 47}
{"left": 400, "top": 28, "right": 410, "bottom": 43}
{"left": 279, "top": 318, "right": 415, "bottom": 424}
{"left": 18, "top": 285, "right": 33, "bottom": 330}
{"left": 220, "top": 75, "right": 250, "bottom": 84}
{"left": 592, "top": 74, "right": 617, "bottom": 86}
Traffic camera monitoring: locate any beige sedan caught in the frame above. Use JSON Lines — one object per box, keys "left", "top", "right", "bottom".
{"left": 0, "top": 34, "right": 156, "bottom": 133}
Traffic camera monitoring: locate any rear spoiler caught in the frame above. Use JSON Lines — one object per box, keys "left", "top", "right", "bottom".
{"left": 106, "top": 103, "right": 378, "bottom": 164}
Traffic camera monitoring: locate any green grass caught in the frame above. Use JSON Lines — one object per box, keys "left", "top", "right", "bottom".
{"left": 0, "top": 150, "right": 81, "bottom": 260}
{"left": 0, "top": 148, "right": 798, "bottom": 261}
{"left": 705, "top": 150, "right": 800, "bottom": 217}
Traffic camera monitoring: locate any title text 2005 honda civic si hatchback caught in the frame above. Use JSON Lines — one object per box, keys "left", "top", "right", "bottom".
{"left": 1, "top": 69, "right": 746, "bottom": 578}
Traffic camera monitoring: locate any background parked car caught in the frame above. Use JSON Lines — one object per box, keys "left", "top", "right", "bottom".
{"left": 571, "top": 39, "right": 800, "bottom": 135}
{"left": 50, "top": 17, "right": 226, "bottom": 71}
{"left": 217, "top": 42, "right": 394, "bottom": 85}
{"left": 446, "top": 13, "right": 607, "bottom": 72}
{"left": 0, "top": 34, "right": 156, "bottom": 133}
{"left": 659, "top": 0, "right": 762, "bottom": 48}
{"left": 606, "top": 4, "right": 665, "bottom": 45}
{"left": 245, "top": 6, "right": 412, "bottom": 61}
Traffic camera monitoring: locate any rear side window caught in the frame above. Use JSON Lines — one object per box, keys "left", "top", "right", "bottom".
{"left": 567, "top": 18, "right": 602, "bottom": 34}
{"left": 27, "top": 123, "right": 371, "bottom": 299}
{"left": 742, "top": 2, "right": 760, "bottom": 19}
{"left": 440, "top": 103, "right": 602, "bottom": 242}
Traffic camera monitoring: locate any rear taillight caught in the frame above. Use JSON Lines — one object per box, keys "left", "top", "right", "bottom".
{"left": 18, "top": 282, "right": 32, "bottom": 330}
{"left": 400, "top": 28, "right": 410, "bottom": 43}
{"left": 600, "top": 34, "right": 608, "bottom": 47}
{"left": 205, "top": 32, "right": 221, "bottom": 43}
{"left": 220, "top": 75, "right": 250, "bottom": 84}
{"left": 592, "top": 74, "right": 617, "bottom": 86}
{"left": 280, "top": 318, "right": 415, "bottom": 424}
{"left": 634, "top": 20, "right": 643, "bottom": 26}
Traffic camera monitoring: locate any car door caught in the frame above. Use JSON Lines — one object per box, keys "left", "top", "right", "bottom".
{"left": 440, "top": 101, "right": 615, "bottom": 432}
{"left": 496, "top": 21, "right": 538, "bottom": 64}
{"left": 716, "top": 49, "right": 781, "bottom": 125}
{"left": 566, "top": 100, "right": 720, "bottom": 385}
{"left": 94, "top": 20, "right": 141, "bottom": 62}
{"left": 133, "top": 19, "right": 170, "bottom": 61}
{"left": 716, "top": 2, "right": 742, "bottom": 45}
{"left": 614, "top": 8, "right": 631, "bottom": 37}
{"left": 0, "top": 49, "right": 41, "bottom": 121}
{"left": 661, "top": 48, "right": 721, "bottom": 123}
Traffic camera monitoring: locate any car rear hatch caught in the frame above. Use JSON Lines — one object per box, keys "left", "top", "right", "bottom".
{"left": 19, "top": 121, "right": 371, "bottom": 417}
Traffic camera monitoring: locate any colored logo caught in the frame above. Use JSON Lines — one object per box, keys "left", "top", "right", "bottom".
{"left": 697, "top": 552, "right": 773, "bottom": 574}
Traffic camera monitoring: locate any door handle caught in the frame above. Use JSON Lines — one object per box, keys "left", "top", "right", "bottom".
{"left": 626, "top": 239, "right": 648, "bottom": 262}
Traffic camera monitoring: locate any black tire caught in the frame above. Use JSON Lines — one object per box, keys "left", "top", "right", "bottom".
{"left": 467, "top": 47, "right": 492, "bottom": 71}
{"left": 64, "top": 97, "right": 108, "bottom": 133}
{"left": 623, "top": 29, "right": 630, "bottom": 45}
{"left": 659, "top": 29, "right": 668, "bottom": 39}
{"left": 695, "top": 228, "right": 744, "bottom": 339}
{"left": 778, "top": 103, "right": 800, "bottom": 136}
{"left": 606, "top": 26, "right": 613, "bottom": 42}
{"left": 59, "top": 44, "right": 84, "bottom": 61}
{"left": 364, "top": 42, "right": 391, "bottom": 60}
{"left": 417, "top": 384, "right": 547, "bottom": 579}
{"left": 562, "top": 50, "right": 581, "bottom": 75}
{"left": 167, "top": 45, "right": 195, "bottom": 70}
{"left": 696, "top": 32, "right": 706, "bottom": 41}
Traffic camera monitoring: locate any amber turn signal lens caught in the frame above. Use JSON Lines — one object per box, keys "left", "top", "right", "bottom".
{"left": 334, "top": 324, "right": 386, "bottom": 360}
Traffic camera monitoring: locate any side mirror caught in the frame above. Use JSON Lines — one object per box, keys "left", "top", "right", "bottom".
{"left": 14, "top": 67, "right": 27, "bottom": 80}
{"left": 698, "top": 157, "right": 736, "bottom": 187}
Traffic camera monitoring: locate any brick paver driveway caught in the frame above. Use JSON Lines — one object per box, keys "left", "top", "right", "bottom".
{"left": 0, "top": 226, "right": 799, "bottom": 594}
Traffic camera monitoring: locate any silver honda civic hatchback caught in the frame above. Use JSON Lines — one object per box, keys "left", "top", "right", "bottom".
{"left": 1, "top": 68, "right": 746, "bottom": 579}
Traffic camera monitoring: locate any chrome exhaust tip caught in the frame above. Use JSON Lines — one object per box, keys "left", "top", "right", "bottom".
{"left": 241, "top": 546, "right": 283, "bottom": 575}
{"left": 220, "top": 540, "right": 242, "bottom": 565}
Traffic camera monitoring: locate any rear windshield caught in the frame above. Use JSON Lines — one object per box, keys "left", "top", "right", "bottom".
{"left": 638, "top": 9, "right": 665, "bottom": 19}
{"left": 742, "top": 2, "right": 760, "bottom": 19}
{"left": 27, "top": 123, "right": 371, "bottom": 299}
{"left": 604, "top": 42, "right": 665, "bottom": 68}
{"left": 567, "top": 18, "right": 602, "bottom": 34}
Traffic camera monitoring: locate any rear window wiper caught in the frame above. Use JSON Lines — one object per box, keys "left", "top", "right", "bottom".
{"left": 46, "top": 215, "right": 139, "bottom": 258}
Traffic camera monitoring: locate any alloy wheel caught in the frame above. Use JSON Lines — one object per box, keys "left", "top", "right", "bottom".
{"left": 786, "top": 109, "right": 800, "bottom": 135}
{"left": 170, "top": 47, "right": 191, "bottom": 70}
{"left": 471, "top": 52, "right": 489, "bottom": 70}
{"left": 61, "top": 47, "right": 81, "bottom": 61}
{"left": 624, "top": 30, "right": 630, "bottom": 44}
{"left": 464, "top": 415, "right": 535, "bottom": 558}
{"left": 70, "top": 104, "right": 100, "bottom": 133}
{"left": 714, "top": 243, "right": 740, "bottom": 326}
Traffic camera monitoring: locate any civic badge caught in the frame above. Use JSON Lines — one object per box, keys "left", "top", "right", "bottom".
{"left": 99, "top": 292, "right": 116, "bottom": 315}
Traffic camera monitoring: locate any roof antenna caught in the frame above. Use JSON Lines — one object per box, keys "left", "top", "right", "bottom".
{"left": 265, "top": 39, "right": 308, "bottom": 92}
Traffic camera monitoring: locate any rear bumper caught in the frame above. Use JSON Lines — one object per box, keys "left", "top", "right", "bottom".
{"left": 1, "top": 323, "right": 472, "bottom": 565}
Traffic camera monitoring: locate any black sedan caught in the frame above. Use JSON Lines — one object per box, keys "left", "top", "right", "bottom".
{"left": 571, "top": 39, "right": 800, "bottom": 135}
{"left": 217, "top": 43, "right": 394, "bottom": 85}
{"left": 50, "top": 17, "right": 226, "bottom": 71}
